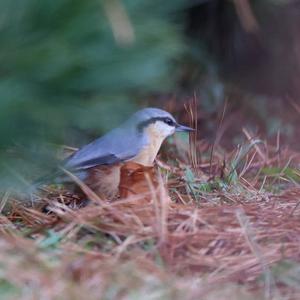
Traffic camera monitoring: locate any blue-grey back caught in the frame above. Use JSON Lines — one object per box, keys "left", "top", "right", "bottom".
{"left": 65, "top": 122, "right": 145, "bottom": 170}
{"left": 65, "top": 107, "right": 174, "bottom": 170}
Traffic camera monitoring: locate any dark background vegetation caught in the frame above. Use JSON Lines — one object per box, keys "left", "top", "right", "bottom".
{"left": 1, "top": 0, "right": 300, "bottom": 187}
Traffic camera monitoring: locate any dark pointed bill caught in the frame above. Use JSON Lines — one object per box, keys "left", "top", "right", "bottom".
{"left": 175, "top": 124, "right": 194, "bottom": 132}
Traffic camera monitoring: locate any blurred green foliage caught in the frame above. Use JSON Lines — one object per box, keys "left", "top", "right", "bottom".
{"left": 0, "top": 0, "right": 186, "bottom": 185}
{"left": 0, "top": 0, "right": 184, "bottom": 148}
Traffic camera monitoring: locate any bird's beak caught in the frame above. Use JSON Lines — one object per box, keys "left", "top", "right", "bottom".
{"left": 175, "top": 124, "right": 195, "bottom": 132}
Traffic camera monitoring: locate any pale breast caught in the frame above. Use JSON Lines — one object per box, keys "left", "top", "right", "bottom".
{"left": 131, "top": 123, "right": 166, "bottom": 166}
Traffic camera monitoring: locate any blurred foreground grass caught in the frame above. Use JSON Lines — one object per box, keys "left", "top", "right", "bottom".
{"left": 1, "top": 130, "right": 300, "bottom": 299}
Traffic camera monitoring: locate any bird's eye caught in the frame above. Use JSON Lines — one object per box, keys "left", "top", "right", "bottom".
{"left": 163, "top": 118, "right": 174, "bottom": 126}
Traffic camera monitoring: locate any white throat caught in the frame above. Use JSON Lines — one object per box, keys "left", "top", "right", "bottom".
{"left": 131, "top": 121, "right": 174, "bottom": 166}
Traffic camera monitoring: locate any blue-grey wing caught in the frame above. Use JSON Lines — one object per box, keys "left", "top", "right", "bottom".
{"left": 65, "top": 126, "right": 143, "bottom": 170}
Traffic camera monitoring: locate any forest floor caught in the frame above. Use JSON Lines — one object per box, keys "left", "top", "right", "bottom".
{"left": 1, "top": 102, "right": 300, "bottom": 300}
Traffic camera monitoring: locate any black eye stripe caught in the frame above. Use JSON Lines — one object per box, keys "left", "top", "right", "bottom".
{"left": 137, "top": 116, "right": 176, "bottom": 132}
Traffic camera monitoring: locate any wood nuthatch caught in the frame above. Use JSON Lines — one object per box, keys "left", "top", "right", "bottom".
{"left": 65, "top": 107, "right": 193, "bottom": 198}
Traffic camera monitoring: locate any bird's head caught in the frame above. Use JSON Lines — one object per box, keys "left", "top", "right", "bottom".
{"left": 132, "top": 107, "right": 194, "bottom": 139}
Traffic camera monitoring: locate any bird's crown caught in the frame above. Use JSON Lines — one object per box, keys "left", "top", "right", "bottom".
{"left": 130, "top": 107, "right": 177, "bottom": 130}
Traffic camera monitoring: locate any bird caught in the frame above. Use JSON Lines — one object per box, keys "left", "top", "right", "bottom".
{"left": 63, "top": 107, "right": 193, "bottom": 199}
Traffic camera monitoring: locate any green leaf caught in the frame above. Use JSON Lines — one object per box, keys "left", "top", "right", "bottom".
{"left": 38, "top": 230, "right": 62, "bottom": 248}
{"left": 261, "top": 167, "right": 300, "bottom": 182}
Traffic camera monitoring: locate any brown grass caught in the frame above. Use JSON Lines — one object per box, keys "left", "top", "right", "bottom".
{"left": 2, "top": 110, "right": 300, "bottom": 299}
